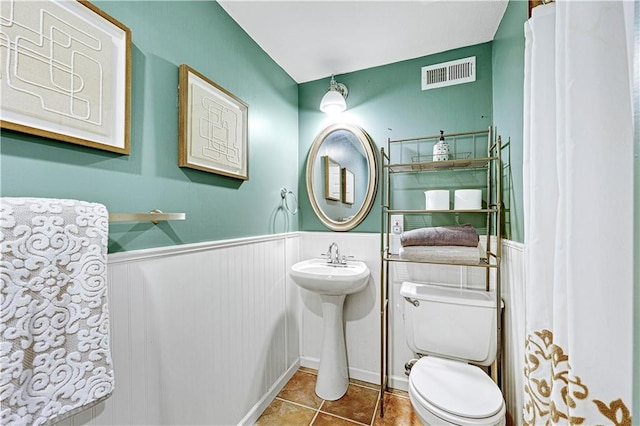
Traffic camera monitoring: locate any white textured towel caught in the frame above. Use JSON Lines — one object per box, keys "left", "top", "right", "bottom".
{"left": 0, "top": 198, "right": 114, "bottom": 426}
{"left": 398, "top": 245, "right": 482, "bottom": 264}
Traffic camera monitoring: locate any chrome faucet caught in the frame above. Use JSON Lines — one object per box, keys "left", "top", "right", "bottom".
{"left": 327, "top": 242, "right": 340, "bottom": 264}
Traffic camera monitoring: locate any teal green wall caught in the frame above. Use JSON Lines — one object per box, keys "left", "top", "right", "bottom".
{"left": 298, "top": 43, "right": 495, "bottom": 232}
{"left": 0, "top": 1, "right": 299, "bottom": 253}
{"left": 492, "top": 0, "right": 527, "bottom": 243}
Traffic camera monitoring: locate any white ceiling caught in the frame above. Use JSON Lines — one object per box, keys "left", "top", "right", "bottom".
{"left": 218, "top": 0, "right": 509, "bottom": 83}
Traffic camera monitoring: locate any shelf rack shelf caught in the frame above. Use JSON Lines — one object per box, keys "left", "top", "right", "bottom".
{"left": 378, "top": 127, "right": 503, "bottom": 418}
{"left": 382, "top": 253, "right": 498, "bottom": 268}
{"left": 109, "top": 210, "right": 186, "bottom": 224}
{"left": 386, "top": 156, "right": 495, "bottom": 173}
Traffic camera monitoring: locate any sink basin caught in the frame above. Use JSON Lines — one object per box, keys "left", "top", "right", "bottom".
{"left": 290, "top": 257, "right": 370, "bottom": 400}
{"left": 290, "top": 258, "right": 370, "bottom": 296}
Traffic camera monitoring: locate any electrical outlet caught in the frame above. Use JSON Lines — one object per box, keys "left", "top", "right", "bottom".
{"left": 391, "top": 215, "right": 404, "bottom": 235}
{"left": 390, "top": 215, "right": 404, "bottom": 255}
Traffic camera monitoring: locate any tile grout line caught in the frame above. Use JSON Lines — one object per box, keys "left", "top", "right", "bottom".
{"left": 308, "top": 400, "right": 325, "bottom": 425}
{"left": 384, "top": 389, "right": 411, "bottom": 400}
{"left": 348, "top": 381, "right": 381, "bottom": 393}
{"left": 274, "top": 396, "right": 321, "bottom": 413}
{"left": 309, "top": 409, "right": 321, "bottom": 425}
{"left": 370, "top": 391, "right": 381, "bottom": 426}
{"left": 314, "top": 387, "right": 378, "bottom": 426}
{"left": 272, "top": 369, "right": 400, "bottom": 425}
{"left": 306, "top": 389, "right": 377, "bottom": 426}
{"left": 315, "top": 409, "right": 370, "bottom": 426}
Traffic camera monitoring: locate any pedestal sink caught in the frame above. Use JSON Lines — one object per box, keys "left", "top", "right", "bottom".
{"left": 290, "top": 258, "right": 370, "bottom": 400}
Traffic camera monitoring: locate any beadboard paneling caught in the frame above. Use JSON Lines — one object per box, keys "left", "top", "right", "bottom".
{"left": 65, "top": 234, "right": 302, "bottom": 426}
{"left": 501, "top": 240, "right": 525, "bottom": 426}
{"left": 63, "top": 233, "right": 524, "bottom": 425}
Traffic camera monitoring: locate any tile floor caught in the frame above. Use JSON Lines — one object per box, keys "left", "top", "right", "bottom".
{"left": 255, "top": 368, "right": 422, "bottom": 426}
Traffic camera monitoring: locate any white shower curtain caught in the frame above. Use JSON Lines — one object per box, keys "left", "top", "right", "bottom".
{"left": 523, "top": 1, "right": 634, "bottom": 425}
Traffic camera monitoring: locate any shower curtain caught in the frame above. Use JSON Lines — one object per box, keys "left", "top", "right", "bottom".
{"left": 523, "top": 1, "right": 634, "bottom": 425}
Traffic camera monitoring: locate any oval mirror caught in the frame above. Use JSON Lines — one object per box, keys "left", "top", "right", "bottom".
{"left": 306, "top": 123, "right": 378, "bottom": 231}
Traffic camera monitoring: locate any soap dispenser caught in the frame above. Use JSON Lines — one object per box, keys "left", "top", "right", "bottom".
{"left": 432, "top": 130, "right": 450, "bottom": 162}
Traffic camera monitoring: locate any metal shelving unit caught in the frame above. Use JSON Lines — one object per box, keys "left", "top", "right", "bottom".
{"left": 378, "top": 127, "right": 502, "bottom": 417}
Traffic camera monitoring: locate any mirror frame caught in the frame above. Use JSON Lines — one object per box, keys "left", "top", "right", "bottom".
{"left": 306, "top": 123, "right": 378, "bottom": 231}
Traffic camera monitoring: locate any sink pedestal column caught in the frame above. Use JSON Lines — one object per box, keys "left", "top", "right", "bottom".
{"left": 315, "top": 294, "right": 348, "bottom": 400}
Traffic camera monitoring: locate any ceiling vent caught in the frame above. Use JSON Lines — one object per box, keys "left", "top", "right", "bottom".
{"left": 421, "top": 56, "right": 476, "bottom": 91}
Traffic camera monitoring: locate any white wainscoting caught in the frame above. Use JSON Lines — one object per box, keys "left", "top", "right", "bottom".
{"left": 60, "top": 234, "right": 302, "bottom": 426}
{"left": 60, "top": 232, "right": 524, "bottom": 425}
{"left": 501, "top": 239, "right": 525, "bottom": 426}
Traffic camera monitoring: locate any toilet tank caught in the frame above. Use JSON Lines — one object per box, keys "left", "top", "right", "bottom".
{"left": 400, "top": 281, "right": 498, "bottom": 366}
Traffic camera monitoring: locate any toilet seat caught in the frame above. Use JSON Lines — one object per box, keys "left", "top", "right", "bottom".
{"left": 409, "top": 356, "right": 505, "bottom": 423}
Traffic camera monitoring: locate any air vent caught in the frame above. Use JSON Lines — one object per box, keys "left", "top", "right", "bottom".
{"left": 421, "top": 56, "right": 476, "bottom": 91}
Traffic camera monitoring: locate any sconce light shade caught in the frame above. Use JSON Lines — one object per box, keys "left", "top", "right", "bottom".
{"left": 320, "top": 90, "right": 346, "bottom": 114}
{"left": 320, "top": 76, "right": 348, "bottom": 114}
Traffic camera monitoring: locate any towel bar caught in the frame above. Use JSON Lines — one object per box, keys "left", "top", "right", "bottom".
{"left": 109, "top": 209, "right": 186, "bottom": 224}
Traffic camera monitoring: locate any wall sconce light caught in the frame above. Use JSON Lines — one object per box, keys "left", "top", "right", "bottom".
{"left": 319, "top": 75, "right": 348, "bottom": 114}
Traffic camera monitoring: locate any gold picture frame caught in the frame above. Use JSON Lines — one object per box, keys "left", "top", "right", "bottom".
{"left": 178, "top": 64, "right": 249, "bottom": 180}
{"left": 341, "top": 168, "right": 354, "bottom": 205}
{"left": 323, "top": 155, "right": 341, "bottom": 201}
{"left": 0, "top": 0, "right": 131, "bottom": 154}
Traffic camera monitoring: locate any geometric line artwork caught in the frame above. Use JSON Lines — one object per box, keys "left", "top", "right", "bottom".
{"left": 198, "top": 95, "right": 241, "bottom": 166}
{"left": 0, "top": 0, "right": 131, "bottom": 154}
{"left": 179, "top": 64, "right": 248, "bottom": 180}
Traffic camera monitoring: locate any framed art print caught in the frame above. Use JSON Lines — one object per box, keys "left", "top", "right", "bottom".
{"left": 323, "top": 155, "right": 341, "bottom": 201}
{"left": 0, "top": 0, "right": 131, "bottom": 154}
{"left": 342, "top": 168, "right": 354, "bottom": 205}
{"left": 178, "top": 64, "right": 249, "bottom": 180}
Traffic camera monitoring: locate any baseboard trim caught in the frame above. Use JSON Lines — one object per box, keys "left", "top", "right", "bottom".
{"left": 348, "top": 366, "right": 380, "bottom": 386}
{"left": 238, "top": 359, "right": 300, "bottom": 426}
{"left": 388, "top": 374, "right": 409, "bottom": 392}
{"left": 299, "top": 356, "right": 379, "bottom": 387}
{"left": 299, "top": 355, "right": 319, "bottom": 371}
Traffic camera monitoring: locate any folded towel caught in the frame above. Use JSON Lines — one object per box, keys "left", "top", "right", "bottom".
{"left": 398, "top": 245, "right": 482, "bottom": 264}
{"left": 0, "top": 198, "right": 114, "bottom": 425}
{"left": 400, "top": 224, "right": 479, "bottom": 247}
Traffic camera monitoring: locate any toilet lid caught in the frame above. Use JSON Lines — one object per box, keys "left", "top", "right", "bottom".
{"left": 409, "top": 357, "right": 504, "bottom": 419}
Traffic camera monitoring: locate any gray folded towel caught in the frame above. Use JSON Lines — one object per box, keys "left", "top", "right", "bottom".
{"left": 400, "top": 224, "right": 479, "bottom": 247}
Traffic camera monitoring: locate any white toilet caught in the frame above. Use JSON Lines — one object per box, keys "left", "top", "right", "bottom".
{"left": 400, "top": 281, "right": 506, "bottom": 426}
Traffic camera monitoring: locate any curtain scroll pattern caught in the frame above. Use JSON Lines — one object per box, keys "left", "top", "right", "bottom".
{"left": 524, "top": 329, "right": 632, "bottom": 426}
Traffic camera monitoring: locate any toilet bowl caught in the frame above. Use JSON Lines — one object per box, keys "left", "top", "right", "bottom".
{"left": 408, "top": 357, "right": 505, "bottom": 426}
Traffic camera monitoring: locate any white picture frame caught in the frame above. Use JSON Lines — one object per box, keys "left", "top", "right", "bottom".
{"left": 0, "top": 0, "right": 131, "bottom": 154}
